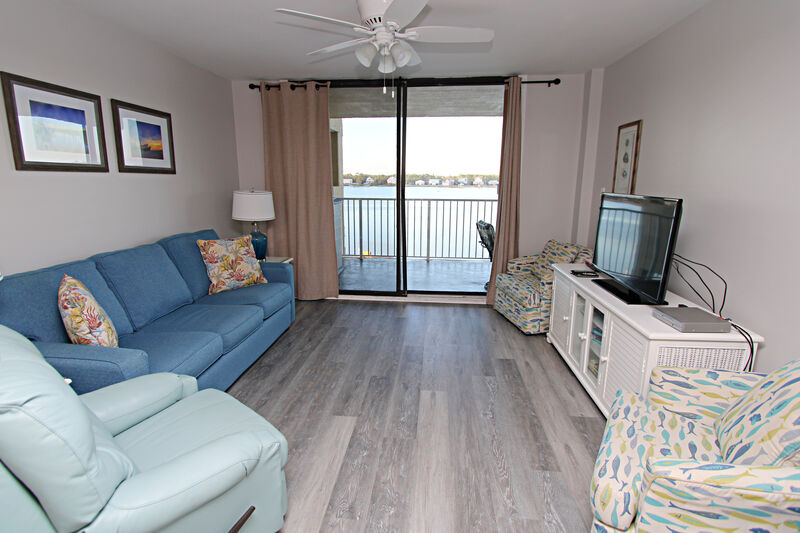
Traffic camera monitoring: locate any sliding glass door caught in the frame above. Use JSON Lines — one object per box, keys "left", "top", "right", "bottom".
{"left": 403, "top": 84, "right": 503, "bottom": 293}
{"left": 331, "top": 79, "right": 504, "bottom": 296}
{"left": 331, "top": 87, "right": 403, "bottom": 294}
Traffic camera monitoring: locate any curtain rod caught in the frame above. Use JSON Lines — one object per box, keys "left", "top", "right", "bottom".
{"left": 247, "top": 77, "right": 561, "bottom": 90}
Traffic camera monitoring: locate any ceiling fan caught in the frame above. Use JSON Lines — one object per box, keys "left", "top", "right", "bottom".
{"left": 276, "top": 0, "right": 495, "bottom": 74}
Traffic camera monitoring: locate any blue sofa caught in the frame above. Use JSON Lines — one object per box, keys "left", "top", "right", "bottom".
{"left": 0, "top": 229, "right": 294, "bottom": 393}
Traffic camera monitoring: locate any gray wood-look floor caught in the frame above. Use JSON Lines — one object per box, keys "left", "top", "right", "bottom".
{"left": 227, "top": 300, "right": 606, "bottom": 533}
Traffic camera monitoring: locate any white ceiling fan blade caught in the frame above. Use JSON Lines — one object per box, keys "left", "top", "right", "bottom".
{"left": 393, "top": 40, "right": 421, "bottom": 67}
{"left": 308, "top": 38, "right": 372, "bottom": 56}
{"left": 275, "top": 8, "right": 368, "bottom": 31}
{"left": 406, "top": 25, "right": 494, "bottom": 43}
{"left": 383, "top": 0, "right": 428, "bottom": 29}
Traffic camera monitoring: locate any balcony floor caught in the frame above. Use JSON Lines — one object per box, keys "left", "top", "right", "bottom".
{"left": 339, "top": 256, "right": 491, "bottom": 293}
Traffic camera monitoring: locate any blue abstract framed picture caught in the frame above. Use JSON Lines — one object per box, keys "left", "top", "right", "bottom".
{"left": 110, "top": 99, "right": 175, "bottom": 174}
{"left": 1, "top": 72, "right": 108, "bottom": 171}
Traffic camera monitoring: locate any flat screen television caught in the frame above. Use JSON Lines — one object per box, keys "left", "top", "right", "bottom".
{"left": 588, "top": 193, "right": 683, "bottom": 305}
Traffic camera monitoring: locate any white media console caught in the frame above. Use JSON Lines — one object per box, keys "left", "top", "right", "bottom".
{"left": 547, "top": 263, "right": 764, "bottom": 417}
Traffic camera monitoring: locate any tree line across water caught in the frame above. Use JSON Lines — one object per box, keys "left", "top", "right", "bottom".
{"left": 343, "top": 173, "right": 499, "bottom": 186}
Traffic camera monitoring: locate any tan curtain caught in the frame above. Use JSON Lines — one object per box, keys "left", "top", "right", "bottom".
{"left": 261, "top": 81, "right": 339, "bottom": 300}
{"left": 486, "top": 76, "right": 522, "bottom": 305}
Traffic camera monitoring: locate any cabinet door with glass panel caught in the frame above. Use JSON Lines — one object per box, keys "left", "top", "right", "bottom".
{"left": 568, "top": 292, "right": 588, "bottom": 366}
{"left": 583, "top": 305, "right": 608, "bottom": 389}
{"left": 569, "top": 291, "right": 609, "bottom": 393}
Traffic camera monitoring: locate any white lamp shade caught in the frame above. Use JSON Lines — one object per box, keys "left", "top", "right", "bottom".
{"left": 232, "top": 190, "right": 275, "bottom": 221}
{"left": 390, "top": 42, "right": 412, "bottom": 68}
{"left": 378, "top": 55, "right": 396, "bottom": 74}
{"left": 355, "top": 42, "right": 377, "bottom": 67}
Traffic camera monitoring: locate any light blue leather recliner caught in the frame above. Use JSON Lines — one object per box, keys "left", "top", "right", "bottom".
{"left": 0, "top": 325, "right": 288, "bottom": 533}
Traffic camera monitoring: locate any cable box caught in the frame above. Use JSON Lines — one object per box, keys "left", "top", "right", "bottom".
{"left": 652, "top": 306, "right": 731, "bottom": 333}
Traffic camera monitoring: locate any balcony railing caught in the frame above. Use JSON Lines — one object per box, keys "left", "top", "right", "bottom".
{"left": 340, "top": 198, "right": 498, "bottom": 260}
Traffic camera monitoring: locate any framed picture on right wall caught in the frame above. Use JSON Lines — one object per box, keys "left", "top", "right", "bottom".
{"left": 612, "top": 120, "right": 642, "bottom": 194}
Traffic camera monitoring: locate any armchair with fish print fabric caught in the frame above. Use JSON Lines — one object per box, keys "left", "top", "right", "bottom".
{"left": 493, "top": 239, "right": 593, "bottom": 334}
{"left": 590, "top": 362, "right": 800, "bottom": 532}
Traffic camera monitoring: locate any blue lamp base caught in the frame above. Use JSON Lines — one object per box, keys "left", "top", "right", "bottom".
{"left": 249, "top": 223, "right": 268, "bottom": 260}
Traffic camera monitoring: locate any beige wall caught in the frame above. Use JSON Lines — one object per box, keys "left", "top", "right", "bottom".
{"left": 231, "top": 80, "right": 265, "bottom": 192}
{"left": 0, "top": 0, "right": 240, "bottom": 275}
{"left": 585, "top": 0, "right": 800, "bottom": 371}
{"left": 518, "top": 74, "right": 589, "bottom": 256}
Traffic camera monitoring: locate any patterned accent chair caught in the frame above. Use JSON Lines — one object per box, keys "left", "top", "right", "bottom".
{"left": 494, "top": 239, "right": 592, "bottom": 334}
{"left": 591, "top": 361, "right": 800, "bottom": 532}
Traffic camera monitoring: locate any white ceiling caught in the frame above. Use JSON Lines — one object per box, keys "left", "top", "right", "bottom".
{"left": 64, "top": 0, "right": 709, "bottom": 80}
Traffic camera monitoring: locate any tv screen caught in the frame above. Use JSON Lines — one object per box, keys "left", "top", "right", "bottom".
{"left": 591, "top": 193, "right": 682, "bottom": 305}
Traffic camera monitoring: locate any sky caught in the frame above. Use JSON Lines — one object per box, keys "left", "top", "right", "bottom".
{"left": 341, "top": 116, "right": 503, "bottom": 176}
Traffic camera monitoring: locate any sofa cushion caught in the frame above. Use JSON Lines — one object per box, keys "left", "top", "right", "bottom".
{"left": 93, "top": 244, "right": 193, "bottom": 330}
{"left": 158, "top": 229, "right": 219, "bottom": 301}
{"left": 198, "top": 282, "right": 292, "bottom": 320}
{"left": 715, "top": 359, "right": 800, "bottom": 466}
{"left": 0, "top": 325, "right": 135, "bottom": 533}
{"left": 196, "top": 235, "right": 267, "bottom": 295}
{"left": 58, "top": 274, "right": 119, "bottom": 347}
{"left": 115, "top": 388, "right": 287, "bottom": 471}
{"left": 119, "top": 331, "right": 224, "bottom": 377}
{"left": 495, "top": 273, "right": 542, "bottom": 308}
{"left": 591, "top": 390, "right": 720, "bottom": 531}
{"left": 140, "top": 304, "right": 262, "bottom": 353}
{"left": 0, "top": 260, "right": 133, "bottom": 343}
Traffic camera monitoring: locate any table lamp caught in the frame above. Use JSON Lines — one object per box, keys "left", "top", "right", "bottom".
{"left": 232, "top": 190, "right": 275, "bottom": 260}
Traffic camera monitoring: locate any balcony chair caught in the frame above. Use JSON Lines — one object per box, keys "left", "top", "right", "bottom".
{"left": 0, "top": 324, "right": 288, "bottom": 533}
{"left": 476, "top": 220, "right": 495, "bottom": 290}
{"left": 494, "top": 239, "right": 592, "bottom": 334}
{"left": 592, "top": 363, "right": 800, "bottom": 531}
{"left": 476, "top": 220, "right": 495, "bottom": 261}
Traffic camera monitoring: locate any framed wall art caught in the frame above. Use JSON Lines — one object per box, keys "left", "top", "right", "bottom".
{"left": 612, "top": 120, "right": 642, "bottom": 194}
{"left": 110, "top": 99, "right": 175, "bottom": 174}
{"left": 1, "top": 72, "right": 108, "bottom": 171}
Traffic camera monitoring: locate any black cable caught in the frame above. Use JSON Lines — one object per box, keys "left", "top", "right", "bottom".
{"left": 730, "top": 321, "right": 755, "bottom": 371}
{"left": 673, "top": 258, "right": 716, "bottom": 312}
{"left": 674, "top": 253, "right": 728, "bottom": 315}
{"left": 672, "top": 254, "right": 755, "bottom": 371}
{"left": 672, "top": 260, "right": 715, "bottom": 312}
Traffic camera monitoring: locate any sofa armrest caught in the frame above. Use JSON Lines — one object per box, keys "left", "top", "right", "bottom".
{"left": 88, "top": 432, "right": 278, "bottom": 533}
{"left": 80, "top": 373, "right": 198, "bottom": 435}
{"left": 646, "top": 367, "right": 765, "bottom": 420}
{"left": 639, "top": 459, "right": 800, "bottom": 528}
{"left": 506, "top": 254, "right": 540, "bottom": 274}
{"left": 260, "top": 262, "right": 295, "bottom": 321}
{"left": 34, "top": 342, "right": 150, "bottom": 394}
{"left": 260, "top": 262, "right": 293, "bottom": 286}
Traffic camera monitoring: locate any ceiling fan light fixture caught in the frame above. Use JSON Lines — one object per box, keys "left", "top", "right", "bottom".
{"left": 389, "top": 41, "right": 411, "bottom": 68}
{"left": 355, "top": 42, "right": 378, "bottom": 66}
{"left": 378, "top": 54, "right": 396, "bottom": 74}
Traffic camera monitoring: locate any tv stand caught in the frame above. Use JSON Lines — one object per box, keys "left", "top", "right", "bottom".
{"left": 592, "top": 278, "right": 662, "bottom": 306}
{"left": 548, "top": 263, "right": 763, "bottom": 417}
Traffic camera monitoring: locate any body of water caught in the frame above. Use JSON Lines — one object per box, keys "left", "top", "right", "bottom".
{"left": 338, "top": 186, "right": 498, "bottom": 259}
{"left": 343, "top": 185, "right": 498, "bottom": 200}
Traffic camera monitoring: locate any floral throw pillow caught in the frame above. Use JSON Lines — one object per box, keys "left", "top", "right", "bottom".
{"left": 58, "top": 274, "right": 119, "bottom": 347}
{"left": 197, "top": 235, "right": 268, "bottom": 295}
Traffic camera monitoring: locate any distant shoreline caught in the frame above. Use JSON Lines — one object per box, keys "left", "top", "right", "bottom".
{"left": 342, "top": 184, "right": 498, "bottom": 188}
